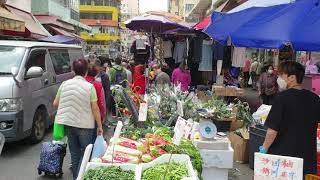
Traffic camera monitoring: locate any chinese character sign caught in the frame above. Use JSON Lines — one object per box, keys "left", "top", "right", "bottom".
{"left": 254, "top": 153, "right": 303, "bottom": 180}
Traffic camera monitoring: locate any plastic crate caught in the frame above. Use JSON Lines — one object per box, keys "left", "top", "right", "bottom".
{"left": 249, "top": 126, "right": 267, "bottom": 169}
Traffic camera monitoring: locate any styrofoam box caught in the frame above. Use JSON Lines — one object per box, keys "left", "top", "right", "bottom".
{"left": 141, "top": 154, "right": 198, "bottom": 180}
{"left": 199, "top": 146, "right": 234, "bottom": 169}
{"left": 77, "top": 144, "right": 93, "bottom": 180}
{"left": 84, "top": 162, "right": 141, "bottom": 180}
{"left": 202, "top": 167, "right": 229, "bottom": 180}
{"left": 193, "top": 138, "right": 231, "bottom": 150}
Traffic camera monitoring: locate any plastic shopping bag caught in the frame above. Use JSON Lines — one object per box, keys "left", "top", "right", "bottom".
{"left": 53, "top": 123, "right": 64, "bottom": 141}
{"left": 248, "top": 76, "right": 253, "bottom": 85}
{"left": 91, "top": 135, "right": 107, "bottom": 159}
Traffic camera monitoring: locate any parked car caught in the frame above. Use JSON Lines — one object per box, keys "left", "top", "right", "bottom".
{"left": 0, "top": 40, "right": 84, "bottom": 143}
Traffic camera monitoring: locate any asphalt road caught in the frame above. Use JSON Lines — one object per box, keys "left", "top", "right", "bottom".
{"left": 0, "top": 131, "right": 73, "bottom": 180}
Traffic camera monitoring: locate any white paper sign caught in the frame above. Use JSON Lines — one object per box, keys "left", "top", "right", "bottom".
{"left": 112, "top": 121, "right": 123, "bottom": 144}
{"left": 173, "top": 129, "right": 183, "bottom": 145}
{"left": 174, "top": 116, "right": 187, "bottom": 133}
{"left": 177, "top": 100, "right": 184, "bottom": 117}
{"left": 184, "top": 120, "right": 194, "bottom": 139}
{"left": 254, "top": 153, "right": 303, "bottom": 180}
{"left": 138, "top": 103, "right": 148, "bottom": 122}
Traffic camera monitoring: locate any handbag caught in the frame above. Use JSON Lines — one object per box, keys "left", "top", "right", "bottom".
{"left": 53, "top": 122, "right": 65, "bottom": 141}
{"left": 264, "top": 75, "right": 276, "bottom": 96}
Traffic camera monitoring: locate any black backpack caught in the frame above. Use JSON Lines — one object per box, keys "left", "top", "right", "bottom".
{"left": 114, "top": 69, "right": 126, "bottom": 87}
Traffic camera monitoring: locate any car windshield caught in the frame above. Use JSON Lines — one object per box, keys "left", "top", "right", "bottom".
{"left": 0, "top": 46, "right": 26, "bottom": 74}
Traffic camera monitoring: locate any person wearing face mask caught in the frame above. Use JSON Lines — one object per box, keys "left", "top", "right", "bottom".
{"left": 260, "top": 61, "right": 320, "bottom": 176}
{"left": 258, "top": 65, "right": 278, "bottom": 105}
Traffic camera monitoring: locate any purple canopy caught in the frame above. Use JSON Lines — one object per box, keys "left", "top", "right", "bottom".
{"left": 41, "top": 35, "right": 82, "bottom": 44}
{"left": 125, "top": 14, "right": 190, "bottom": 33}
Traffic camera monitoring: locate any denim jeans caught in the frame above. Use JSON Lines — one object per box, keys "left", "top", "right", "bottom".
{"left": 65, "top": 126, "right": 94, "bottom": 179}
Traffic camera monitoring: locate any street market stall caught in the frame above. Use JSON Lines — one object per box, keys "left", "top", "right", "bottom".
{"left": 76, "top": 84, "right": 255, "bottom": 180}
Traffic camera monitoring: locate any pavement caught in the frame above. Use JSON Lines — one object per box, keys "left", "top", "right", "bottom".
{"left": 0, "top": 88, "right": 259, "bottom": 180}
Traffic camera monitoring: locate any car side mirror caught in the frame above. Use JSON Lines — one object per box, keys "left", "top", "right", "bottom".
{"left": 11, "top": 66, "right": 19, "bottom": 77}
{"left": 26, "top": 66, "right": 44, "bottom": 79}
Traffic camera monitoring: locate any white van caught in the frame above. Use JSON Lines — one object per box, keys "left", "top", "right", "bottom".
{"left": 0, "top": 40, "right": 84, "bottom": 143}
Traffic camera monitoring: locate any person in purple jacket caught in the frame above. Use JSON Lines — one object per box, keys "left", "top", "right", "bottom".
{"left": 172, "top": 62, "right": 191, "bottom": 92}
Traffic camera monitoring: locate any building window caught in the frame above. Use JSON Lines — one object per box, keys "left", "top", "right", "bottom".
{"left": 71, "top": 10, "right": 80, "bottom": 21}
{"left": 80, "top": 12, "right": 112, "bottom": 20}
{"left": 95, "top": 0, "right": 103, "bottom": 6}
{"left": 185, "top": 4, "right": 194, "bottom": 13}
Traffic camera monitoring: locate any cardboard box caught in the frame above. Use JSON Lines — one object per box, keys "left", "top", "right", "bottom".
{"left": 230, "top": 120, "right": 244, "bottom": 131}
{"left": 225, "top": 87, "right": 237, "bottom": 96}
{"left": 213, "top": 85, "right": 226, "bottom": 96}
{"left": 197, "top": 90, "right": 211, "bottom": 103}
{"left": 228, "top": 132, "right": 249, "bottom": 163}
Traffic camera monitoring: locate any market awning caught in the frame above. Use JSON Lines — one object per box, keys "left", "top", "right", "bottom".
{"left": 0, "top": 6, "right": 25, "bottom": 32}
{"left": 228, "top": 0, "right": 294, "bottom": 13}
{"left": 7, "top": 6, "right": 51, "bottom": 39}
{"left": 46, "top": 25, "right": 78, "bottom": 38}
{"left": 204, "top": 0, "right": 320, "bottom": 51}
{"left": 35, "top": 15, "right": 75, "bottom": 31}
{"left": 194, "top": 16, "right": 211, "bottom": 30}
{"left": 41, "top": 35, "right": 82, "bottom": 44}
{"left": 193, "top": 0, "right": 229, "bottom": 31}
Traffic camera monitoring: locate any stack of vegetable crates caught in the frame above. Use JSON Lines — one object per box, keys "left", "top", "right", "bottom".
{"left": 193, "top": 137, "right": 234, "bottom": 180}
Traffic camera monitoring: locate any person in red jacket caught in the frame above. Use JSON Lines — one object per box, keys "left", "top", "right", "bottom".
{"left": 86, "top": 64, "right": 106, "bottom": 138}
{"left": 132, "top": 64, "right": 146, "bottom": 95}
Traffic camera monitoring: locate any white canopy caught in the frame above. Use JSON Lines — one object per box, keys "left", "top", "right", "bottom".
{"left": 228, "top": 0, "right": 295, "bottom": 13}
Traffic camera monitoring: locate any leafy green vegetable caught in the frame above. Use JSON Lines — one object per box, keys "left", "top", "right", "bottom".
{"left": 234, "top": 98, "right": 254, "bottom": 128}
{"left": 121, "top": 126, "right": 153, "bottom": 140}
{"left": 159, "top": 139, "right": 203, "bottom": 179}
{"left": 84, "top": 166, "right": 135, "bottom": 180}
{"left": 204, "top": 96, "right": 232, "bottom": 120}
{"left": 142, "top": 162, "right": 188, "bottom": 180}
{"left": 179, "top": 139, "right": 203, "bottom": 178}
{"left": 153, "top": 127, "right": 173, "bottom": 142}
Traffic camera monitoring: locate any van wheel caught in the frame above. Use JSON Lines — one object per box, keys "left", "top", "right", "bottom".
{"left": 29, "top": 108, "right": 47, "bottom": 144}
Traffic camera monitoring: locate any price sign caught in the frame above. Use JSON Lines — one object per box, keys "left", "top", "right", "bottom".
{"left": 174, "top": 116, "right": 187, "bottom": 133}
{"left": 111, "top": 121, "right": 123, "bottom": 164}
{"left": 184, "top": 120, "right": 194, "bottom": 139}
{"left": 254, "top": 153, "right": 303, "bottom": 180}
{"left": 138, "top": 103, "right": 148, "bottom": 122}
{"left": 112, "top": 121, "right": 123, "bottom": 144}
{"left": 173, "top": 129, "right": 183, "bottom": 145}
{"left": 177, "top": 100, "right": 184, "bottom": 117}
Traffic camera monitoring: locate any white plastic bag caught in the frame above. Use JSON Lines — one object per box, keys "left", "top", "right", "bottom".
{"left": 91, "top": 135, "right": 107, "bottom": 159}
{"left": 252, "top": 104, "right": 272, "bottom": 124}
{"left": 248, "top": 76, "right": 253, "bottom": 85}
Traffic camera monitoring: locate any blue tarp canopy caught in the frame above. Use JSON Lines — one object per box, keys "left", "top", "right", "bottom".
{"left": 204, "top": 0, "right": 320, "bottom": 51}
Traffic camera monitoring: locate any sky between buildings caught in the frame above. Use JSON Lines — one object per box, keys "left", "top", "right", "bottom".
{"left": 139, "top": 0, "right": 169, "bottom": 13}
